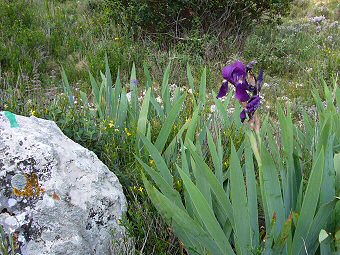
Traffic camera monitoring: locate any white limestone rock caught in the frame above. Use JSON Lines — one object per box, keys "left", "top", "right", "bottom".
{"left": 0, "top": 112, "right": 131, "bottom": 254}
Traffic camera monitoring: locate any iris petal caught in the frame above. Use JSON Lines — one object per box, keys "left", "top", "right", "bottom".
{"left": 235, "top": 83, "right": 250, "bottom": 102}
{"left": 216, "top": 81, "right": 228, "bottom": 98}
{"left": 222, "top": 61, "right": 247, "bottom": 84}
{"left": 246, "top": 95, "right": 261, "bottom": 113}
{"left": 240, "top": 110, "right": 246, "bottom": 123}
{"left": 246, "top": 60, "right": 257, "bottom": 71}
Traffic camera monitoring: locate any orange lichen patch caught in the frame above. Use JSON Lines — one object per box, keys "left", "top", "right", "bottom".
{"left": 13, "top": 173, "right": 45, "bottom": 198}
{"left": 52, "top": 192, "right": 61, "bottom": 201}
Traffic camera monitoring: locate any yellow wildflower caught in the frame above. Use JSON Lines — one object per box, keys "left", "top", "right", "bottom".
{"left": 109, "top": 121, "right": 114, "bottom": 128}
{"left": 125, "top": 128, "right": 132, "bottom": 136}
{"left": 138, "top": 187, "right": 144, "bottom": 193}
{"left": 30, "top": 110, "right": 37, "bottom": 116}
{"left": 149, "top": 159, "right": 155, "bottom": 165}
{"left": 4, "top": 104, "right": 8, "bottom": 109}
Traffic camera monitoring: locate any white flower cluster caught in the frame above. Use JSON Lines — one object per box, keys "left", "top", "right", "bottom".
{"left": 278, "top": 96, "right": 292, "bottom": 104}
{"left": 309, "top": 15, "right": 326, "bottom": 23}
{"left": 156, "top": 96, "right": 162, "bottom": 104}
{"left": 210, "top": 104, "right": 216, "bottom": 113}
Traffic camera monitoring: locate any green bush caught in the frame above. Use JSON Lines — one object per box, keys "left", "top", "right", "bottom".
{"left": 102, "top": 0, "right": 293, "bottom": 40}
{"left": 0, "top": 1, "right": 47, "bottom": 73}
{"left": 243, "top": 17, "right": 340, "bottom": 98}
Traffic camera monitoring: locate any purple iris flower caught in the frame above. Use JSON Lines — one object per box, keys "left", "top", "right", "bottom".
{"left": 240, "top": 95, "right": 261, "bottom": 123}
{"left": 243, "top": 95, "right": 261, "bottom": 122}
{"left": 217, "top": 60, "right": 264, "bottom": 122}
{"left": 218, "top": 61, "right": 250, "bottom": 102}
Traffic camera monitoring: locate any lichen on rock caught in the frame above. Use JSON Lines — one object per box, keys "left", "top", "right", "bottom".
{"left": 12, "top": 173, "right": 45, "bottom": 198}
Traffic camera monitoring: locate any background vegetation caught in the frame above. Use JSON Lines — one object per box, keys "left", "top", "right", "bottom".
{"left": 1, "top": 0, "right": 340, "bottom": 254}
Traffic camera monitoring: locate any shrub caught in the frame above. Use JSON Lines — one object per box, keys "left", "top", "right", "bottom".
{"left": 102, "top": 0, "right": 293, "bottom": 41}
{"left": 0, "top": 1, "right": 47, "bottom": 73}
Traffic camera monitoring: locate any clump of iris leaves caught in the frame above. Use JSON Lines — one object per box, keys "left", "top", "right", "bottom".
{"left": 58, "top": 57, "right": 339, "bottom": 255}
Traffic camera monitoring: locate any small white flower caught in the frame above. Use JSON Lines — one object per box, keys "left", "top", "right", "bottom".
{"left": 210, "top": 104, "right": 216, "bottom": 113}
{"left": 262, "top": 82, "right": 270, "bottom": 88}
{"left": 330, "top": 21, "right": 338, "bottom": 28}
{"left": 170, "top": 84, "right": 177, "bottom": 91}
{"left": 306, "top": 68, "right": 313, "bottom": 73}
{"left": 188, "top": 88, "right": 193, "bottom": 94}
{"left": 227, "top": 107, "right": 235, "bottom": 114}
{"left": 156, "top": 96, "right": 163, "bottom": 104}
